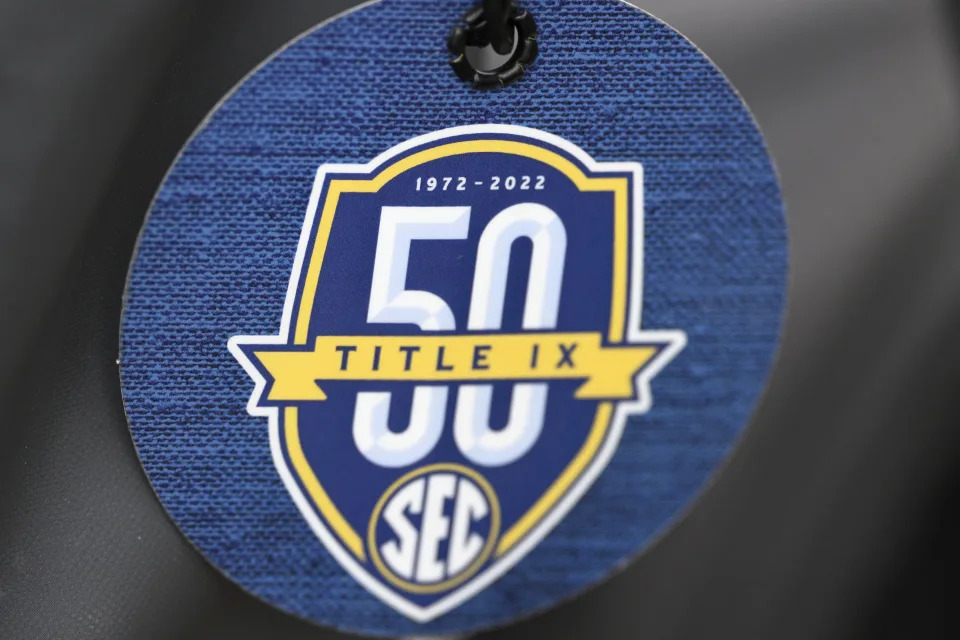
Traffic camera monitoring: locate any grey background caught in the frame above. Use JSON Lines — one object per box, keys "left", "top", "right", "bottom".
{"left": 0, "top": 0, "right": 955, "bottom": 638}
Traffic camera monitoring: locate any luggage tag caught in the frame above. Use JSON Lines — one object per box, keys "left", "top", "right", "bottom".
{"left": 120, "top": 1, "right": 787, "bottom": 636}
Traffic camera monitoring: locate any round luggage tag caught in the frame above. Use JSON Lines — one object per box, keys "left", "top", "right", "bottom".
{"left": 120, "top": 0, "right": 787, "bottom": 636}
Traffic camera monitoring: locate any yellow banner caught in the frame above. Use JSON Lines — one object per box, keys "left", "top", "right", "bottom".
{"left": 253, "top": 332, "right": 661, "bottom": 402}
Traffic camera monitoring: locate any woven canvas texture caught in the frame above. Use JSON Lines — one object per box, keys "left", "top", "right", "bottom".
{"left": 120, "top": 0, "right": 786, "bottom": 636}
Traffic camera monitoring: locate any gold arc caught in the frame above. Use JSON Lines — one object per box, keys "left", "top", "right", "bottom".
{"left": 366, "top": 464, "right": 501, "bottom": 594}
{"left": 283, "top": 138, "right": 630, "bottom": 562}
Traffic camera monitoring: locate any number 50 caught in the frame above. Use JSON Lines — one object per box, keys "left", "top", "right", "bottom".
{"left": 353, "top": 204, "right": 567, "bottom": 469}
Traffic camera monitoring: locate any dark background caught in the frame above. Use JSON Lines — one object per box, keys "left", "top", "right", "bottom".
{"left": 0, "top": 0, "right": 955, "bottom": 638}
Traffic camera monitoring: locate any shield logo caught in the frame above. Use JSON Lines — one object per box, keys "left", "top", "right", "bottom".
{"left": 229, "top": 125, "right": 686, "bottom": 622}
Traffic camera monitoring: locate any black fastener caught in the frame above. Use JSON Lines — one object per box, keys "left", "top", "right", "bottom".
{"left": 448, "top": 2, "right": 538, "bottom": 89}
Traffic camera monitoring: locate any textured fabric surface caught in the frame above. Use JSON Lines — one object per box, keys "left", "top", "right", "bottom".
{"left": 120, "top": 0, "right": 786, "bottom": 636}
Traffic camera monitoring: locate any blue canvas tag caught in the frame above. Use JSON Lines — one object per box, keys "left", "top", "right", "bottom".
{"left": 120, "top": 1, "right": 787, "bottom": 636}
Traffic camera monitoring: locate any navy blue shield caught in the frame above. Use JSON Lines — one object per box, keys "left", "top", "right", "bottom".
{"left": 231, "top": 125, "right": 685, "bottom": 621}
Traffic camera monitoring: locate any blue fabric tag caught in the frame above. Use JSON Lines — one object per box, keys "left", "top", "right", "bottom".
{"left": 120, "top": 0, "right": 787, "bottom": 636}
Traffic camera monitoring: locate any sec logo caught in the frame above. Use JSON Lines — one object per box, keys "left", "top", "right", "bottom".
{"left": 229, "top": 125, "right": 686, "bottom": 621}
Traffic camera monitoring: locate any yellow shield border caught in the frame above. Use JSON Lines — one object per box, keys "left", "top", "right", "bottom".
{"left": 229, "top": 125, "right": 687, "bottom": 622}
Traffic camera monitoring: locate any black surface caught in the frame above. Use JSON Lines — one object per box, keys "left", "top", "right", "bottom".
{"left": 0, "top": 1, "right": 956, "bottom": 638}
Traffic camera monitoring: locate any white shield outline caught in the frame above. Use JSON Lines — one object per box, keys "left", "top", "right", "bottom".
{"left": 229, "top": 124, "right": 686, "bottom": 622}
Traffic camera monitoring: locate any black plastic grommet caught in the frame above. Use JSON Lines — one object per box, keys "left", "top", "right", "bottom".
{"left": 448, "top": 3, "right": 538, "bottom": 90}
